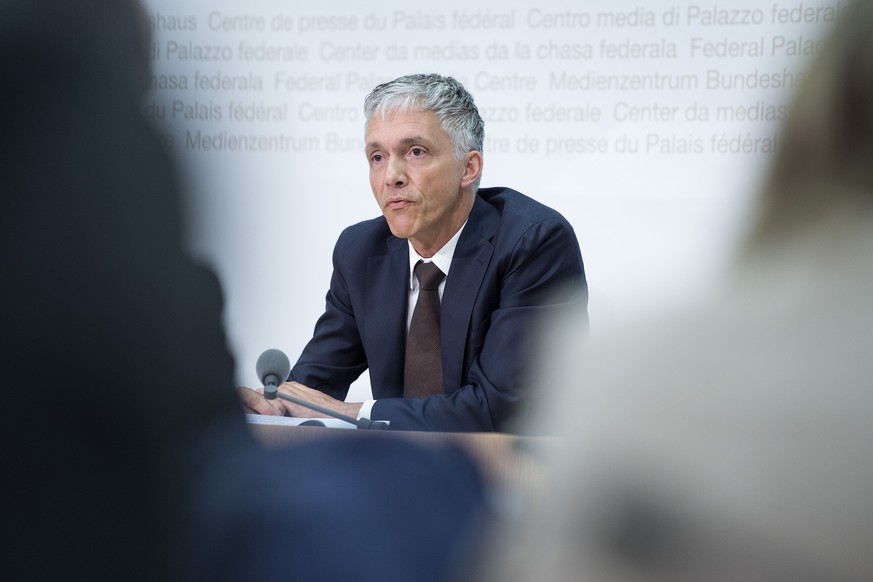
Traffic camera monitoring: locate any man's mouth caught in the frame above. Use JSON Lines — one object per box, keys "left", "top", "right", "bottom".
{"left": 386, "top": 197, "right": 410, "bottom": 210}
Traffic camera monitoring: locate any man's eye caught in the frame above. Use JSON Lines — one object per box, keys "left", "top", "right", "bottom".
{"left": 410, "top": 148, "right": 424, "bottom": 156}
{"left": 371, "top": 154, "right": 382, "bottom": 162}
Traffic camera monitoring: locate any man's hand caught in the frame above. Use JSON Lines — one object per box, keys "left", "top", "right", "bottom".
{"left": 278, "top": 381, "right": 363, "bottom": 420}
{"left": 238, "top": 386, "right": 287, "bottom": 416}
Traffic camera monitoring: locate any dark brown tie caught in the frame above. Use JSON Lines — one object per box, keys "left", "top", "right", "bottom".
{"left": 404, "top": 261, "right": 445, "bottom": 398}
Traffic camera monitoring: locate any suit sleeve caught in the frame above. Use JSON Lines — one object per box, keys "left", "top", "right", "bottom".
{"left": 372, "top": 217, "right": 588, "bottom": 431}
{"left": 289, "top": 229, "right": 369, "bottom": 400}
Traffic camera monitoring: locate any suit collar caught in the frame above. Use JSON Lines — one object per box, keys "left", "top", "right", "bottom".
{"left": 360, "top": 233, "right": 408, "bottom": 397}
{"left": 439, "top": 194, "right": 498, "bottom": 390}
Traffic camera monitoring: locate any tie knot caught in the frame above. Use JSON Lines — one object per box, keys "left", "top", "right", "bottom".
{"left": 414, "top": 261, "right": 445, "bottom": 291}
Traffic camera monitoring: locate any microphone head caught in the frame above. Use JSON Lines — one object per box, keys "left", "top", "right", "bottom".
{"left": 255, "top": 348, "right": 291, "bottom": 388}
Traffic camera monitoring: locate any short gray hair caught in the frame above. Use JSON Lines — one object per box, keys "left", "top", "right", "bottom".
{"left": 364, "top": 74, "right": 485, "bottom": 160}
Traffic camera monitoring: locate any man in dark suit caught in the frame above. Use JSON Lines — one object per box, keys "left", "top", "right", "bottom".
{"left": 241, "top": 74, "right": 587, "bottom": 432}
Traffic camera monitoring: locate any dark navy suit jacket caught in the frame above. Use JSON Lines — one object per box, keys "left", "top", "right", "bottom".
{"left": 291, "top": 187, "right": 587, "bottom": 431}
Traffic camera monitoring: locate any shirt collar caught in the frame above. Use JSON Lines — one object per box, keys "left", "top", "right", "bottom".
{"left": 407, "top": 221, "right": 467, "bottom": 290}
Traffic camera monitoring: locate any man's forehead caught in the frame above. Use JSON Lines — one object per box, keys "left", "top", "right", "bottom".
{"left": 365, "top": 110, "right": 446, "bottom": 146}
{"left": 368, "top": 108, "right": 438, "bottom": 128}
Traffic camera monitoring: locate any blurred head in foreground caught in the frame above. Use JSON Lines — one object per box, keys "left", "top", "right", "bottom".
{"left": 3, "top": 3, "right": 488, "bottom": 582}
{"left": 739, "top": 0, "right": 873, "bottom": 263}
{"left": 472, "top": 2, "right": 873, "bottom": 581}
{"left": 2, "top": 0, "right": 244, "bottom": 579}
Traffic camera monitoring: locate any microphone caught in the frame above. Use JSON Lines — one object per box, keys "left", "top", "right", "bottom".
{"left": 256, "top": 348, "right": 290, "bottom": 393}
{"left": 254, "top": 348, "right": 389, "bottom": 430}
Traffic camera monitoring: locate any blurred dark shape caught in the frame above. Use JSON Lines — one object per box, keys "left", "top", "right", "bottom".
{"left": 186, "top": 435, "right": 487, "bottom": 582}
{"left": 1, "top": 1, "right": 485, "bottom": 580}
{"left": 2, "top": 1, "right": 243, "bottom": 579}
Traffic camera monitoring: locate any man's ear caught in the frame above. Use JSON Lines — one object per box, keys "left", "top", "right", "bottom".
{"left": 460, "top": 150, "right": 483, "bottom": 188}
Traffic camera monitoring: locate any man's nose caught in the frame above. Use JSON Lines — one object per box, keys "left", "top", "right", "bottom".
{"left": 385, "top": 157, "right": 407, "bottom": 187}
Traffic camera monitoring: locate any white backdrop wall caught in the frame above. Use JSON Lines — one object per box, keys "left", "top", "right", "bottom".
{"left": 141, "top": 0, "right": 843, "bottom": 398}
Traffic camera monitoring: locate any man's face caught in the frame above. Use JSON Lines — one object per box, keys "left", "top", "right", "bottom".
{"left": 365, "top": 109, "right": 480, "bottom": 257}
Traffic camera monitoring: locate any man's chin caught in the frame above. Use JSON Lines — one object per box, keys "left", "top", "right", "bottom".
{"left": 383, "top": 217, "right": 416, "bottom": 240}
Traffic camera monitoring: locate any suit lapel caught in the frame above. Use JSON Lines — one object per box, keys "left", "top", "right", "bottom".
{"left": 364, "top": 234, "right": 409, "bottom": 397}
{"left": 440, "top": 196, "right": 498, "bottom": 391}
